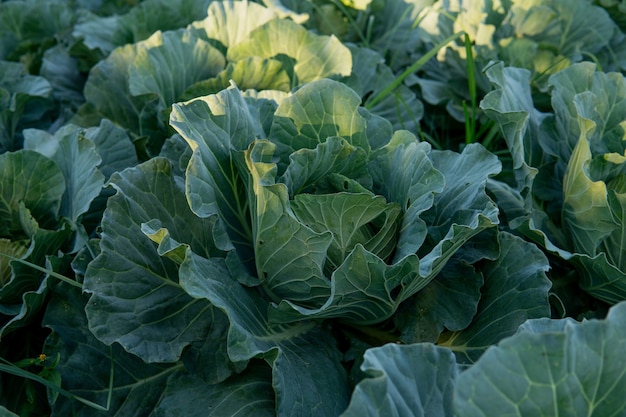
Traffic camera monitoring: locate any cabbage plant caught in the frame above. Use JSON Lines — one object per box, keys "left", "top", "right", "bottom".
{"left": 483, "top": 61, "right": 626, "bottom": 306}
{"left": 31, "top": 73, "right": 553, "bottom": 415}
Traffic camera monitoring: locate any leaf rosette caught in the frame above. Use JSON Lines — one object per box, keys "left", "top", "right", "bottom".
{"left": 167, "top": 78, "right": 501, "bottom": 325}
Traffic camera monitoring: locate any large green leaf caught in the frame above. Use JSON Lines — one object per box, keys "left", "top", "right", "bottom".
{"left": 340, "top": 343, "right": 459, "bottom": 417}
{"left": 170, "top": 85, "right": 268, "bottom": 266}
{"left": 368, "top": 131, "right": 445, "bottom": 261}
{"left": 83, "top": 158, "right": 226, "bottom": 363}
{"left": 394, "top": 257, "right": 484, "bottom": 344}
{"left": 279, "top": 136, "right": 370, "bottom": 196}
{"left": 73, "top": 0, "right": 212, "bottom": 56}
{"left": 228, "top": 19, "right": 352, "bottom": 86}
{"left": 0, "top": 61, "right": 53, "bottom": 153}
{"left": 270, "top": 244, "right": 423, "bottom": 325}
{"left": 245, "top": 139, "right": 332, "bottom": 307}
{"left": 44, "top": 283, "right": 177, "bottom": 417}
{"left": 82, "top": 42, "right": 161, "bottom": 149}
{"left": 437, "top": 232, "right": 551, "bottom": 363}
{"left": 269, "top": 79, "right": 370, "bottom": 164}
{"left": 0, "top": 230, "right": 70, "bottom": 337}
{"left": 0, "top": 150, "right": 65, "bottom": 236}
{"left": 454, "top": 300, "right": 626, "bottom": 417}
{"left": 178, "top": 249, "right": 351, "bottom": 417}
{"left": 418, "top": 143, "right": 500, "bottom": 278}
{"left": 480, "top": 62, "right": 546, "bottom": 192}
{"left": 290, "top": 193, "right": 402, "bottom": 272}
{"left": 82, "top": 119, "right": 139, "bottom": 180}
{"left": 128, "top": 30, "right": 226, "bottom": 108}
{"left": 23, "top": 126, "right": 105, "bottom": 224}
{"left": 153, "top": 365, "right": 275, "bottom": 417}
{"left": 191, "top": 1, "right": 278, "bottom": 49}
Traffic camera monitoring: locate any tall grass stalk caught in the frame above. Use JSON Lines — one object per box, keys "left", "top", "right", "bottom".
{"left": 366, "top": 31, "right": 465, "bottom": 109}
{"left": 464, "top": 33, "right": 478, "bottom": 144}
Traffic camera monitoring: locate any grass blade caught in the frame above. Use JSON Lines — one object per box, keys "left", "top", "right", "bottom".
{"left": 366, "top": 31, "right": 464, "bottom": 109}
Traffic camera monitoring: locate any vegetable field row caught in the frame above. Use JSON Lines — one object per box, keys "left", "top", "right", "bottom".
{"left": 1, "top": 0, "right": 626, "bottom": 416}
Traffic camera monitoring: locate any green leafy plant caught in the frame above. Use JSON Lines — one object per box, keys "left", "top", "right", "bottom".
{"left": 1, "top": 1, "right": 626, "bottom": 416}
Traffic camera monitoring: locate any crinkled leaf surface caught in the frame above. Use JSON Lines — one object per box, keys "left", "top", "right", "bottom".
{"left": 279, "top": 136, "right": 370, "bottom": 196}
{"left": 454, "top": 300, "right": 626, "bottom": 417}
{"left": 340, "top": 343, "right": 459, "bottom": 417}
{"left": 290, "top": 192, "right": 401, "bottom": 272}
{"left": 270, "top": 79, "right": 369, "bottom": 164}
{"left": 84, "top": 158, "right": 225, "bottom": 363}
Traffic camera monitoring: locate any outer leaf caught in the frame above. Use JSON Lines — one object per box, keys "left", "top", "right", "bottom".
{"left": 40, "top": 45, "right": 84, "bottom": 107}
{"left": 0, "top": 236, "right": 71, "bottom": 338}
{"left": 192, "top": 1, "right": 278, "bottom": 48}
{"left": 23, "top": 126, "right": 105, "bottom": 223}
{"left": 340, "top": 343, "right": 459, "bottom": 417}
{"left": 454, "top": 301, "right": 626, "bottom": 417}
{"left": 128, "top": 30, "right": 226, "bottom": 107}
{"left": 179, "top": 249, "right": 350, "bottom": 417}
{"left": 227, "top": 19, "right": 352, "bottom": 85}
{"left": 153, "top": 365, "right": 275, "bottom": 417}
{"left": 0, "top": 150, "right": 65, "bottom": 236}
{"left": 73, "top": 0, "right": 212, "bottom": 56}
{"left": 0, "top": 406, "right": 18, "bottom": 417}
{"left": 481, "top": 62, "right": 546, "bottom": 192}
{"left": 394, "top": 258, "right": 484, "bottom": 344}
{"left": 44, "top": 283, "right": 177, "bottom": 417}
{"left": 0, "top": 226, "right": 70, "bottom": 307}
{"left": 82, "top": 42, "right": 161, "bottom": 149}
{"left": 0, "top": 61, "right": 52, "bottom": 152}
{"left": 83, "top": 119, "right": 139, "bottom": 180}
{"left": 437, "top": 232, "right": 552, "bottom": 363}
{"left": 84, "top": 158, "right": 224, "bottom": 363}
